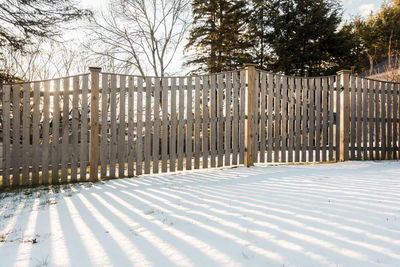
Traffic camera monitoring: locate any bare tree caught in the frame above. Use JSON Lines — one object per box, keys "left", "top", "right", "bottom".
{"left": 86, "top": 0, "right": 191, "bottom": 76}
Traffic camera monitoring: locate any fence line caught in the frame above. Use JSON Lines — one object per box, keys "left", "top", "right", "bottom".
{"left": 1, "top": 68, "right": 399, "bottom": 187}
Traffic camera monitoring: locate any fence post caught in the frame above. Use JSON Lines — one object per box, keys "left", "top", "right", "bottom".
{"left": 89, "top": 67, "right": 102, "bottom": 181}
{"left": 337, "top": 70, "right": 351, "bottom": 161}
{"left": 244, "top": 64, "right": 256, "bottom": 167}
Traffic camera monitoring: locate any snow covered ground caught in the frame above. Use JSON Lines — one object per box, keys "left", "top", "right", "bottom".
{"left": 0, "top": 161, "right": 400, "bottom": 267}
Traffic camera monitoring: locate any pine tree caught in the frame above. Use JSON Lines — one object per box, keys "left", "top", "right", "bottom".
{"left": 185, "top": 0, "right": 252, "bottom": 73}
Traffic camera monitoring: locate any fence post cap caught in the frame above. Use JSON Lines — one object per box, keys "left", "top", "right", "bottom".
{"left": 89, "top": 67, "right": 102, "bottom": 72}
{"left": 337, "top": 69, "right": 352, "bottom": 75}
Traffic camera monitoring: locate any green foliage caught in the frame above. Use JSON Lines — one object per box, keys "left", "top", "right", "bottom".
{"left": 185, "top": 0, "right": 252, "bottom": 73}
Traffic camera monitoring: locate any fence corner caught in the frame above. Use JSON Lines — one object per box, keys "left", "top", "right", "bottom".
{"left": 89, "top": 67, "right": 102, "bottom": 181}
{"left": 244, "top": 64, "right": 257, "bottom": 167}
{"left": 337, "top": 69, "right": 351, "bottom": 162}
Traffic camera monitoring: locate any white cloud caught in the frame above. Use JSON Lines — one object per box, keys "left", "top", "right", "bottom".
{"left": 359, "top": 3, "right": 376, "bottom": 16}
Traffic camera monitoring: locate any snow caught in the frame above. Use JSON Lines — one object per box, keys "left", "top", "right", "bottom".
{"left": 1, "top": 161, "right": 400, "bottom": 267}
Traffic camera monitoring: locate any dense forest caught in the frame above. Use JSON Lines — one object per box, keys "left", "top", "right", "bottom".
{"left": 1, "top": 0, "right": 400, "bottom": 82}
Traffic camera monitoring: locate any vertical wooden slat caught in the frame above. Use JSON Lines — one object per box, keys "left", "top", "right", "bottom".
{"left": 89, "top": 67, "right": 101, "bottom": 181}
{"left": 12, "top": 84, "right": 21, "bottom": 185}
{"left": 61, "top": 78, "right": 69, "bottom": 182}
{"left": 170, "top": 77, "right": 177, "bottom": 171}
{"left": 100, "top": 74, "right": 109, "bottom": 178}
{"left": 194, "top": 76, "right": 201, "bottom": 169}
{"left": 244, "top": 65, "right": 256, "bottom": 167}
{"left": 368, "top": 79, "right": 375, "bottom": 160}
{"left": 309, "top": 78, "right": 315, "bottom": 162}
{"left": 32, "top": 82, "right": 40, "bottom": 184}
{"left": 186, "top": 77, "right": 193, "bottom": 170}
{"left": 152, "top": 77, "right": 161, "bottom": 174}
{"left": 375, "top": 81, "right": 381, "bottom": 159}
{"left": 350, "top": 76, "right": 356, "bottom": 159}
{"left": 70, "top": 77, "right": 79, "bottom": 182}
{"left": 336, "top": 76, "right": 341, "bottom": 160}
{"left": 217, "top": 74, "right": 224, "bottom": 167}
{"left": 302, "top": 78, "right": 308, "bottom": 162}
{"left": 225, "top": 72, "right": 232, "bottom": 166}
{"left": 22, "top": 83, "right": 30, "bottom": 184}
{"left": 239, "top": 70, "right": 246, "bottom": 164}
{"left": 339, "top": 71, "right": 351, "bottom": 161}
{"left": 259, "top": 72, "right": 267, "bottom": 163}
{"left": 202, "top": 76, "right": 209, "bottom": 168}
{"left": 288, "top": 77, "right": 295, "bottom": 162}
{"left": 322, "top": 78, "right": 328, "bottom": 162}
{"left": 136, "top": 77, "right": 144, "bottom": 175}
{"left": 315, "top": 78, "right": 321, "bottom": 162}
{"left": 210, "top": 75, "right": 217, "bottom": 167}
{"left": 356, "top": 77, "right": 362, "bottom": 160}
{"left": 381, "top": 82, "right": 387, "bottom": 159}
{"left": 119, "top": 75, "right": 127, "bottom": 177}
{"left": 110, "top": 75, "right": 117, "bottom": 177}
{"left": 266, "top": 74, "right": 274, "bottom": 162}
{"left": 161, "top": 78, "right": 169, "bottom": 172}
{"left": 177, "top": 77, "right": 185, "bottom": 170}
{"left": 253, "top": 71, "right": 259, "bottom": 163}
{"left": 274, "top": 75, "right": 281, "bottom": 162}
{"left": 294, "top": 78, "right": 301, "bottom": 162}
{"left": 393, "top": 83, "right": 398, "bottom": 159}
{"left": 42, "top": 81, "right": 50, "bottom": 184}
{"left": 387, "top": 82, "right": 392, "bottom": 159}
{"left": 2, "top": 85, "right": 11, "bottom": 186}
{"left": 52, "top": 80, "right": 61, "bottom": 184}
{"left": 144, "top": 77, "right": 152, "bottom": 174}
{"left": 232, "top": 73, "right": 240, "bottom": 165}
{"left": 128, "top": 76, "right": 135, "bottom": 176}
{"left": 362, "top": 78, "right": 369, "bottom": 160}
{"left": 328, "top": 77, "right": 335, "bottom": 161}
{"left": 281, "top": 76, "right": 288, "bottom": 162}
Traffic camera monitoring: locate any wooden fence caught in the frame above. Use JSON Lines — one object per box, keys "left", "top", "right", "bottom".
{"left": 1, "top": 67, "right": 399, "bottom": 187}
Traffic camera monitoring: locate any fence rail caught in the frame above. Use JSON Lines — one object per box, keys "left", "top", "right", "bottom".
{"left": 1, "top": 67, "right": 399, "bottom": 187}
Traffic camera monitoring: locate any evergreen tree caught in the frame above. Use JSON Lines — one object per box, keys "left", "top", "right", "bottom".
{"left": 185, "top": 0, "right": 252, "bottom": 73}
{"left": 266, "top": 0, "right": 352, "bottom": 76}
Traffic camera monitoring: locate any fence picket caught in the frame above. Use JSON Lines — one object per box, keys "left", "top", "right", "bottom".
{"left": 22, "top": 83, "right": 30, "bottom": 184}
{"left": 210, "top": 75, "right": 217, "bottom": 167}
{"left": 302, "top": 79, "right": 308, "bottom": 162}
{"left": 288, "top": 77, "right": 295, "bottom": 162}
{"left": 177, "top": 77, "right": 185, "bottom": 170}
{"left": 42, "top": 81, "right": 50, "bottom": 184}
{"left": 295, "top": 78, "right": 301, "bottom": 162}
{"left": 315, "top": 78, "right": 321, "bottom": 162}
{"left": 32, "top": 82, "right": 40, "bottom": 184}
{"left": 128, "top": 76, "right": 135, "bottom": 176}
{"left": 194, "top": 77, "right": 201, "bottom": 169}
{"left": 225, "top": 73, "right": 232, "bottom": 166}
{"left": 309, "top": 78, "right": 315, "bottom": 162}
{"left": 328, "top": 77, "right": 335, "bottom": 161}
{"left": 170, "top": 77, "right": 177, "bottom": 171}
{"left": 52, "top": 80, "right": 61, "bottom": 183}
{"left": 202, "top": 76, "right": 209, "bottom": 168}
{"left": 362, "top": 78, "right": 369, "bottom": 160}
{"left": 393, "top": 83, "right": 398, "bottom": 159}
{"left": 110, "top": 75, "right": 117, "bottom": 177}
{"left": 281, "top": 76, "right": 288, "bottom": 162}
{"left": 267, "top": 74, "right": 274, "bottom": 162}
{"left": 259, "top": 72, "right": 266, "bottom": 163}
{"left": 119, "top": 75, "right": 127, "bottom": 177}
{"left": 161, "top": 78, "right": 169, "bottom": 172}
{"left": 350, "top": 76, "right": 356, "bottom": 159}
{"left": 136, "top": 77, "right": 144, "bottom": 175}
{"left": 239, "top": 70, "right": 246, "bottom": 164}
{"left": 2, "top": 85, "right": 11, "bottom": 186}
{"left": 217, "top": 74, "right": 224, "bottom": 167}
{"left": 186, "top": 77, "right": 193, "bottom": 170}
{"left": 322, "top": 78, "right": 328, "bottom": 162}
{"left": 275, "top": 75, "right": 282, "bottom": 162}
{"left": 381, "top": 82, "right": 387, "bottom": 159}
{"left": 144, "top": 77, "right": 152, "bottom": 174}
{"left": 12, "top": 84, "right": 21, "bottom": 185}
{"left": 101, "top": 74, "right": 109, "bottom": 178}
{"left": 152, "top": 77, "right": 161, "bottom": 174}
{"left": 71, "top": 77, "right": 79, "bottom": 182}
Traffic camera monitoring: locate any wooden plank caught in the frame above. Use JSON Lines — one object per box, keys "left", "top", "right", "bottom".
{"left": 12, "top": 84, "right": 21, "bottom": 185}
{"left": 22, "top": 83, "right": 30, "bottom": 185}
{"left": 288, "top": 77, "right": 295, "bottom": 162}
{"left": 110, "top": 75, "right": 117, "bottom": 177}
{"left": 308, "top": 78, "right": 315, "bottom": 162}
{"left": 322, "top": 78, "right": 328, "bottom": 162}
{"left": 239, "top": 70, "right": 246, "bottom": 164}
{"left": 152, "top": 77, "right": 160, "bottom": 174}
{"left": 210, "top": 74, "right": 217, "bottom": 167}
{"left": 225, "top": 72, "right": 232, "bottom": 166}
{"left": 161, "top": 78, "right": 169, "bottom": 172}
{"left": 136, "top": 77, "right": 144, "bottom": 175}
{"left": 186, "top": 77, "right": 193, "bottom": 170}
{"left": 356, "top": 77, "right": 362, "bottom": 160}
{"left": 217, "top": 74, "right": 224, "bottom": 167}
{"left": 144, "top": 77, "right": 152, "bottom": 174}
{"left": 32, "top": 82, "right": 40, "bottom": 184}
{"left": 375, "top": 81, "right": 381, "bottom": 159}
{"left": 119, "top": 75, "right": 127, "bottom": 177}
{"left": 202, "top": 76, "right": 209, "bottom": 168}
{"left": 259, "top": 72, "right": 267, "bottom": 163}
{"left": 70, "top": 77, "right": 79, "bottom": 182}
{"left": 274, "top": 75, "right": 281, "bottom": 162}
{"left": 294, "top": 78, "right": 301, "bottom": 162}
{"left": 315, "top": 78, "right": 321, "bottom": 162}
{"left": 328, "top": 77, "right": 335, "bottom": 161}
{"left": 170, "top": 77, "right": 177, "bottom": 171}
{"left": 2, "top": 85, "right": 11, "bottom": 186}
{"left": 42, "top": 81, "right": 50, "bottom": 184}
{"left": 194, "top": 76, "right": 201, "bottom": 169}
{"left": 393, "top": 83, "right": 398, "bottom": 159}
{"left": 51, "top": 80, "right": 61, "bottom": 184}
{"left": 177, "top": 77, "right": 185, "bottom": 170}
{"left": 381, "top": 82, "right": 387, "bottom": 159}
{"left": 253, "top": 71, "right": 259, "bottom": 163}
{"left": 362, "top": 78, "right": 369, "bottom": 160}
{"left": 89, "top": 67, "right": 101, "bottom": 181}
{"left": 232, "top": 72, "right": 239, "bottom": 165}
{"left": 281, "top": 76, "right": 288, "bottom": 162}
{"left": 245, "top": 66, "right": 256, "bottom": 166}
{"left": 368, "top": 79, "right": 375, "bottom": 160}
{"left": 302, "top": 78, "right": 308, "bottom": 162}
{"left": 127, "top": 76, "right": 135, "bottom": 176}
{"left": 350, "top": 75, "right": 356, "bottom": 159}
{"left": 387, "top": 82, "right": 392, "bottom": 160}
{"left": 266, "top": 73, "right": 274, "bottom": 162}
{"left": 100, "top": 74, "right": 109, "bottom": 178}
{"left": 336, "top": 76, "right": 341, "bottom": 160}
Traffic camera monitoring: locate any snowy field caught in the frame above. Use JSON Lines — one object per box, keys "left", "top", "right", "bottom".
{"left": 1, "top": 161, "right": 400, "bottom": 267}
